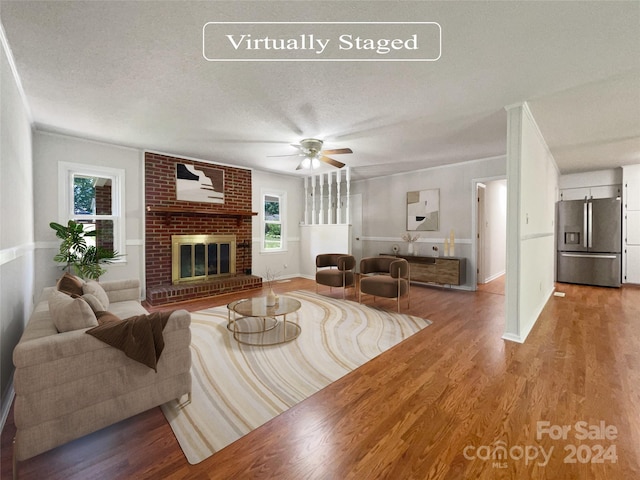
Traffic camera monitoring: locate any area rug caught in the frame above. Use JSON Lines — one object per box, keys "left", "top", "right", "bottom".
{"left": 161, "top": 289, "right": 431, "bottom": 464}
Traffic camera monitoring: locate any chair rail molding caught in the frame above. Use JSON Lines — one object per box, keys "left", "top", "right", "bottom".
{"left": 0, "top": 242, "right": 35, "bottom": 267}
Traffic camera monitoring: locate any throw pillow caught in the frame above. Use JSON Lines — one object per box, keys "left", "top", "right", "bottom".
{"left": 56, "top": 272, "right": 85, "bottom": 297}
{"left": 49, "top": 290, "right": 98, "bottom": 333}
{"left": 82, "top": 293, "right": 106, "bottom": 312}
{"left": 95, "top": 310, "right": 122, "bottom": 325}
{"left": 82, "top": 280, "right": 110, "bottom": 310}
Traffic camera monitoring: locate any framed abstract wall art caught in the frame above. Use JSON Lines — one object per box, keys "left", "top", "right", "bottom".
{"left": 407, "top": 189, "right": 439, "bottom": 231}
{"left": 176, "top": 163, "right": 224, "bottom": 204}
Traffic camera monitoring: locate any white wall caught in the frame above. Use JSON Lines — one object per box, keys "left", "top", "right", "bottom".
{"left": 251, "top": 169, "right": 304, "bottom": 282}
{"left": 299, "top": 224, "right": 352, "bottom": 278}
{"left": 32, "top": 132, "right": 145, "bottom": 295}
{"left": 505, "top": 102, "right": 559, "bottom": 343}
{"left": 1, "top": 36, "right": 34, "bottom": 422}
{"left": 351, "top": 156, "right": 506, "bottom": 289}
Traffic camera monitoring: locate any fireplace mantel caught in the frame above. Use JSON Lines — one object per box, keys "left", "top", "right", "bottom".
{"left": 146, "top": 205, "right": 258, "bottom": 226}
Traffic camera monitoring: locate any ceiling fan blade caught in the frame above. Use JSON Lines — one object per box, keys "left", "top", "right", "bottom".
{"left": 321, "top": 148, "right": 353, "bottom": 155}
{"left": 295, "top": 161, "right": 305, "bottom": 170}
{"left": 320, "top": 156, "right": 345, "bottom": 168}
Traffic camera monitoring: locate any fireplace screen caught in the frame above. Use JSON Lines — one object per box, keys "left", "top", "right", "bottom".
{"left": 172, "top": 234, "right": 236, "bottom": 283}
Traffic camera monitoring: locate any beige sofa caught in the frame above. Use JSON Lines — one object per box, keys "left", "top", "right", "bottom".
{"left": 12, "top": 278, "right": 192, "bottom": 467}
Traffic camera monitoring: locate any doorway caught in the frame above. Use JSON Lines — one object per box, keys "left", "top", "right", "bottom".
{"left": 473, "top": 177, "right": 507, "bottom": 292}
{"left": 348, "top": 193, "right": 363, "bottom": 266}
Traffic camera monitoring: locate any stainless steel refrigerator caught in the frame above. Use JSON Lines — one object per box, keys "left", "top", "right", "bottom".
{"left": 556, "top": 197, "right": 622, "bottom": 287}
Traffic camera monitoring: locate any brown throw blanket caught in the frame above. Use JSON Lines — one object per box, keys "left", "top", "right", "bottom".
{"left": 87, "top": 311, "right": 173, "bottom": 371}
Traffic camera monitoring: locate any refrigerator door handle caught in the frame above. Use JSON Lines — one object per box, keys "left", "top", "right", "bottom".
{"left": 561, "top": 253, "right": 618, "bottom": 259}
{"left": 587, "top": 201, "right": 593, "bottom": 248}
{"left": 583, "top": 201, "right": 588, "bottom": 248}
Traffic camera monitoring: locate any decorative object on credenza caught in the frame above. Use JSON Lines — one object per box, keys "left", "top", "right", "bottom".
{"left": 176, "top": 162, "right": 225, "bottom": 204}
{"left": 401, "top": 232, "right": 420, "bottom": 256}
{"left": 49, "top": 220, "right": 120, "bottom": 280}
{"left": 449, "top": 229, "right": 455, "bottom": 256}
{"left": 407, "top": 188, "right": 439, "bottom": 231}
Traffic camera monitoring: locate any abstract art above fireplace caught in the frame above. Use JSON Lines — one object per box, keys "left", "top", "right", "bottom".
{"left": 176, "top": 163, "right": 224, "bottom": 204}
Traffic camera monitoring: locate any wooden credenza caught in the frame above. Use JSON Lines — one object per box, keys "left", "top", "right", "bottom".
{"left": 385, "top": 254, "right": 466, "bottom": 286}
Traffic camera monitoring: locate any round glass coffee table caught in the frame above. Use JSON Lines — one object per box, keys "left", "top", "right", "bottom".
{"left": 231, "top": 296, "right": 302, "bottom": 346}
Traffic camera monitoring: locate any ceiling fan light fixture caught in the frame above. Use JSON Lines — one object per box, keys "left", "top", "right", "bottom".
{"left": 271, "top": 137, "right": 352, "bottom": 171}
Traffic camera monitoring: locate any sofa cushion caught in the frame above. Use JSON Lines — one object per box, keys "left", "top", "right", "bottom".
{"left": 82, "top": 293, "right": 106, "bottom": 312}
{"left": 83, "top": 281, "right": 110, "bottom": 310}
{"left": 48, "top": 290, "right": 98, "bottom": 333}
{"left": 56, "top": 272, "right": 85, "bottom": 297}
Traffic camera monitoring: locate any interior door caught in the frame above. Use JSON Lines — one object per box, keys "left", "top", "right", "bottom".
{"left": 349, "top": 193, "right": 363, "bottom": 269}
{"left": 477, "top": 184, "right": 486, "bottom": 284}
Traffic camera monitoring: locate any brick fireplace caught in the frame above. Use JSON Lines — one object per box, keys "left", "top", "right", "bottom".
{"left": 145, "top": 152, "right": 261, "bottom": 305}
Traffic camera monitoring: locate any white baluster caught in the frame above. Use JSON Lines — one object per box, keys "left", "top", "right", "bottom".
{"left": 336, "top": 169, "right": 342, "bottom": 224}
{"left": 304, "top": 176, "right": 309, "bottom": 225}
{"left": 319, "top": 174, "right": 325, "bottom": 225}
{"left": 346, "top": 167, "right": 351, "bottom": 225}
{"left": 328, "top": 172, "right": 334, "bottom": 224}
{"left": 311, "top": 175, "right": 317, "bottom": 225}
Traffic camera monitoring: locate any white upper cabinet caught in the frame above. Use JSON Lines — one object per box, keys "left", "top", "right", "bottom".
{"left": 624, "top": 164, "right": 640, "bottom": 211}
{"left": 560, "top": 184, "right": 621, "bottom": 201}
{"left": 622, "top": 164, "right": 640, "bottom": 284}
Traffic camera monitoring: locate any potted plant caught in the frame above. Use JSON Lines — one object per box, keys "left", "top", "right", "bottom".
{"left": 50, "top": 220, "right": 120, "bottom": 280}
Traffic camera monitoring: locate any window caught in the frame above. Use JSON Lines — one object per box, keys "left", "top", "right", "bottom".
{"left": 262, "top": 190, "right": 286, "bottom": 252}
{"left": 59, "top": 162, "right": 125, "bottom": 260}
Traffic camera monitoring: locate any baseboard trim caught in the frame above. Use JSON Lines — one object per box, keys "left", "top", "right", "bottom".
{"left": 483, "top": 270, "right": 506, "bottom": 284}
{"left": 501, "top": 332, "right": 524, "bottom": 343}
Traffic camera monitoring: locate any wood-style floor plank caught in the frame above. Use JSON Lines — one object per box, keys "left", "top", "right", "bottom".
{"left": 2, "top": 278, "right": 639, "bottom": 479}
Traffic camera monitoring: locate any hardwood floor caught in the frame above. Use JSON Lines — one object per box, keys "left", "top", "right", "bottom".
{"left": 2, "top": 279, "right": 639, "bottom": 479}
{"left": 477, "top": 274, "right": 505, "bottom": 296}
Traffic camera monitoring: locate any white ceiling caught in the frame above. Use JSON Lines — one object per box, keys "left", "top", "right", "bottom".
{"left": 2, "top": 1, "right": 639, "bottom": 180}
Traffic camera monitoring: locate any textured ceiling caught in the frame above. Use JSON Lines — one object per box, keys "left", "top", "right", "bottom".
{"left": 1, "top": 1, "right": 639, "bottom": 180}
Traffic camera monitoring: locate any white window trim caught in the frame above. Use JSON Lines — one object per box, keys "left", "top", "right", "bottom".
{"left": 58, "top": 161, "right": 126, "bottom": 260}
{"left": 260, "top": 188, "right": 287, "bottom": 253}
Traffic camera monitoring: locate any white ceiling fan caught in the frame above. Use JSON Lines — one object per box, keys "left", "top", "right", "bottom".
{"left": 268, "top": 138, "right": 353, "bottom": 170}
